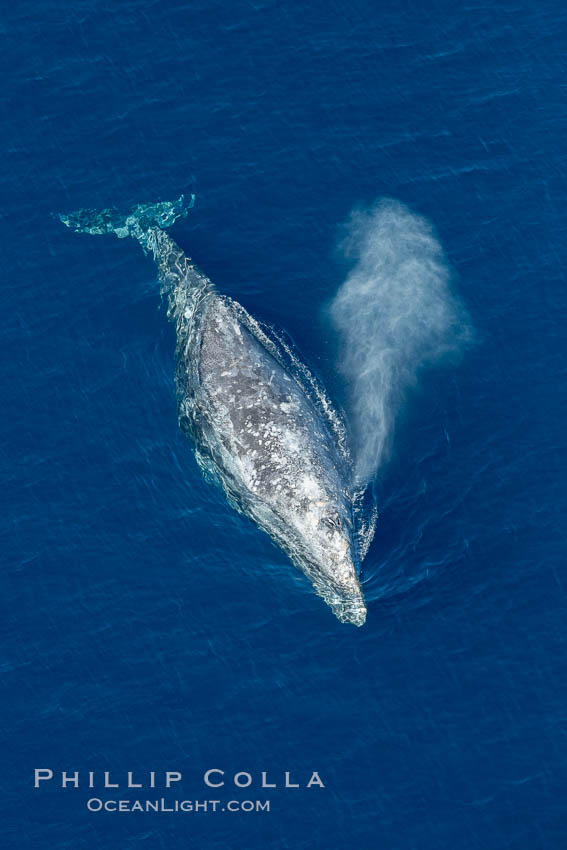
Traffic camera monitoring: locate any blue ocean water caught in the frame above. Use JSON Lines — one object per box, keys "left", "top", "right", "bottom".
{"left": 3, "top": 0, "right": 567, "bottom": 847}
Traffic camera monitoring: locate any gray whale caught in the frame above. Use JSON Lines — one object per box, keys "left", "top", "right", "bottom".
{"left": 59, "top": 196, "right": 368, "bottom": 626}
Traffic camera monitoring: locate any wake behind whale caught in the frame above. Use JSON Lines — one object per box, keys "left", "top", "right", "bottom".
{"left": 59, "top": 196, "right": 367, "bottom": 626}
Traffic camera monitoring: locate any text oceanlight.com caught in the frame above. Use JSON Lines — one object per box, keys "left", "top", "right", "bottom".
{"left": 86, "top": 798, "right": 270, "bottom": 813}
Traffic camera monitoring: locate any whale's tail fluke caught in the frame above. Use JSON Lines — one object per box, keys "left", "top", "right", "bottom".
{"left": 57, "top": 194, "right": 195, "bottom": 245}
{"left": 57, "top": 193, "right": 206, "bottom": 298}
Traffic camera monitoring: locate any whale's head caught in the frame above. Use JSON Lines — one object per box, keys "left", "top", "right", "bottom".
{"left": 292, "top": 500, "right": 367, "bottom": 627}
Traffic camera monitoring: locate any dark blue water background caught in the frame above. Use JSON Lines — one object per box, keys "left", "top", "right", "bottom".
{"left": 2, "top": 1, "right": 566, "bottom": 847}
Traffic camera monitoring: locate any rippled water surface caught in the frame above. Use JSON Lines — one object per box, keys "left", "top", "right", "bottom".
{"left": 3, "top": 1, "right": 567, "bottom": 847}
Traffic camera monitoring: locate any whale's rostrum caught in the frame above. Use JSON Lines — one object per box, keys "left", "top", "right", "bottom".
{"left": 59, "top": 196, "right": 368, "bottom": 626}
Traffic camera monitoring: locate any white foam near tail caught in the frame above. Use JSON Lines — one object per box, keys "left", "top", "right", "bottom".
{"left": 329, "top": 199, "right": 472, "bottom": 485}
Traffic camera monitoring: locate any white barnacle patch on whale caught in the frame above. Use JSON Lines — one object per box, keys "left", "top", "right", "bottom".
{"left": 280, "top": 401, "right": 297, "bottom": 414}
